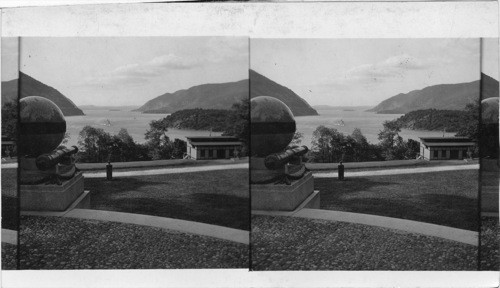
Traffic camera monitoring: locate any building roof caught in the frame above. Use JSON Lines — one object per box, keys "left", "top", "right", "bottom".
{"left": 419, "top": 137, "right": 473, "bottom": 143}
{"left": 186, "top": 136, "right": 243, "bottom": 146}
{"left": 423, "top": 142, "right": 476, "bottom": 147}
{"left": 189, "top": 142, "right": 243, "bottom": 146}
{"left": 419, "top": 137, "right": 475, "bottom": 147}
{"left": 186, "top": 136, "right": 240, "bottom": 142}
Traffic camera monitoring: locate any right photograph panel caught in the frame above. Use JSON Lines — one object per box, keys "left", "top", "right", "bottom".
{"left": 479, "top": 37, "right": 499, "bottom": 271}
{"left": 250, "top": 38, "right": 483, "bottom": 270}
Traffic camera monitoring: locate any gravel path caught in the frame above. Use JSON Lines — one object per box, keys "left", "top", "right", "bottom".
{"left": 2, "top": 243, "right": 17, "bottom": 270}
{"left": 251, "top": 215, "right": 477, "bottom": 271}
{"left": 20, "top": 216, "right": 248, "bottom": 269}
{"left": 480, "top": 217, "right": 499, "bottom": 271}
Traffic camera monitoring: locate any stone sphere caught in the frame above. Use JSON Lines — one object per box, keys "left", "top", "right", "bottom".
{"left": 19, "top": 96, "right": 66, "bottom": 157}
{"left": 481, "top": 97, "right": 499, "bottom": 124}
{"left": 251, "top": 96, "right": 296, "bottom": 157}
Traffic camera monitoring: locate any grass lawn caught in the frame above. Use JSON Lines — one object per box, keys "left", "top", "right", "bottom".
{"left": 315, "top": 169, "right": 478, "bottom": 231}
{"left": 85, "top": 169, "right": 249, "bottom": 230}
{"left": 2, "top": 168, "right": 18, "bottom": 230}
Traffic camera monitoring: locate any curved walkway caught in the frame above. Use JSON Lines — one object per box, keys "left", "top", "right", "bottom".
{"left": 22, "top": 209, "right": 249, "bottom": 245}
{"left": 1, "top": 229, "right": 18, "bottom": 245}
{"left": 313, "top": 164, "right": 478, "bottom": 178}
{"left": 253, "top": 208, "right": 478, "bottom": 246}
{"left": 83, "top": 163, "right": 248, "bottom": 178}
{"left": 1, "top": 163, "right": 17, "bottom": 169}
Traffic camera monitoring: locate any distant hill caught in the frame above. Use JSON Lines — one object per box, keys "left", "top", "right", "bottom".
{"left": 480, "top": 73, "right": 499, "bottom": 100}
{"left": 2, "top": 72, "right": 84, "bottom": 116}
{"left": 135, "top": 71, "right": 318, "bottom": 116}
{"left": 135, "top": 79, "right": 248, "bottom": 113}
{"left": 313, "top": 105, "right": 373, "bottom": 110}
{"left": 368, "top": 75, "right": 492, "bottom": 114}
{"left": 79, "top": 105, "right": 140, "bottom": 111}
{"left": 155, "top": 108, "right": 234, "bottom": 131}
{"left": 250, "top": 70, "right": 318, "bottom": 116}
{"left": 386, "top": 109, "right": 470, "bottom": 132}
{"left": 1, "top": 79, "right": 18, "bottom": 105}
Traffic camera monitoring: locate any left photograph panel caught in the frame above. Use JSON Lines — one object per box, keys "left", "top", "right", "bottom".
{"left": 2, "top": 37, "right": 20, "bottom": 270}
{"left": 6, "top": 37, "right": 250, "bottom": 269}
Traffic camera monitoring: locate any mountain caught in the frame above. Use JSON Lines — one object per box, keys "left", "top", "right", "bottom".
{"left": 135, "top": 79, "right": 248, "bottom": 113}
{"left": 2, "top": 72, "right": 84, "bottom": 116}
{"left": 79, "top": 105, "right": 140, "bottom": 111}
{"left": 386, "top": 109, "right": 470, "bottom": 132}
{"left": 135, "top": 70, "right": 318, "bottom": 116}
{"left": 480, "top": 73, "right": 499, "bottom": 100}
{"left": 250, "top": 70, "right": 318, "bottom": 116}
{"left": 1, "top": 79, "right": 18, "bottom": 105}
{"left": 313, "top": 105, "right": 373, "bottom": 110}
{"left": 368, "top": 75, "right": 493, "bottom": 114}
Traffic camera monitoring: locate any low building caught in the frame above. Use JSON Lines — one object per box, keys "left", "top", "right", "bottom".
{"left": 1, "top": 135, "right": 15, "bottom": 157}
{"left": 186, "top": 136, "right": 244, "bottom": 160}
{"left": 419, "top": 137, "right": 476, "bottom": 160}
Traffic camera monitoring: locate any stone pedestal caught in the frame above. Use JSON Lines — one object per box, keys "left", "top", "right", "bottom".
{"left": 251, "top": 171, "right": 317, "bottom": 211}
{"left": 20, "top": 171, "right": 85, "bottom": 211}
{"left": 481, "top": 158, "right": 499, "bottom": 216}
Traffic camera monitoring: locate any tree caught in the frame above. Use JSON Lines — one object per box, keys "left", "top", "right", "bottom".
{"left": 145, "top": 119, "right": 174, "bottom": 160}
{"left": 1, "top": 101, "right": 17, "bottom": 155}
{"left": 377, "top": 121, "right": 406, "bottom": 160}
{"left": 223, "top": 98, "right": 249, "bottom": 146}
{"left": 109, "top": 128, "right": 147, "bottom": 162}
{"left": 377, "top": 121, "right": 422, "bottom": 160}
{"left": 61, "top": 132, "right": 70, "bottom": 145}
{"left": 172, "top": 138, "right": 187, "bottom": 159}
{"left": 405, "top": 139, "right": 421, "bottom": 159}
{"left": 349, "top": 128, "right": 370, "bottom": 162}
{"left": 308, "top": 126, "right": 384, "bottom": 163}
{"left": 290, "top": 131, "right": 304, "bottom": 146}
{"left": 455, "top": 100, "right": 480, "bottom": 141}
{"left": 77, "top": 126, "right": 113, "bottom": 163}
{"left": 310, "top": 125, "right": 347, "bottom": 163}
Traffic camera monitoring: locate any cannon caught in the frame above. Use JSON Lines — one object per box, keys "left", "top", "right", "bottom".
{"left": 19, "top": 96, "right": 87, "bottom": 211}
{"left": 36, "top": 146, "right": 78, "bottom": 171}
{"left": 19, "top": 96, "right": 79, "bottom": 184}
{"left": 250, "top": 96, "right": 319, "bottom": 211}
{"left": 264, "top": 145, "right": 309, "bottom": 170}
{"left": 250, "top": 96, "right": 309, "bottom": 184}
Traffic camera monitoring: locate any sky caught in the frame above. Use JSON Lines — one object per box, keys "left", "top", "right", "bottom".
{"left": 482, "top": 38, "right": 499, "bottom": 80}
{"left": 1, "top": 38, "right": 497, "bottom": 107}
{"left": 2, "top": 37, "right": 19, "bottom": 81}
{"left": 251, "top": 38, "right": 483, "bottom": 106}
{"left": 2, "top": 37, "right": 248, "bottom": 106}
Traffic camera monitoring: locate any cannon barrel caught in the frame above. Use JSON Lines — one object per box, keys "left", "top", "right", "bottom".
{"left": 36, "top": 146, "right": 78, "bottom": 171}
{"left": 264, "top": 145, "right": 308, "bottom": 170}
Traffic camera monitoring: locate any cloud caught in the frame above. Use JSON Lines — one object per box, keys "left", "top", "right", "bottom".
{"left": 205, "top": 37, "right": 248, "bottom": 63}
{"left": 347, "top": 54, "right": 429, "bottom": 79}
{"left": 326, "top": 54, "right": 433, "bottom": 89}
{"left": 1, "top": 38, "right": 19, "bottom": 56}
{"left": 79, "top": 53, "right": 204, "bottom": 88}
{"left": 78, "top": 37, "right": 248, "bottom": 88}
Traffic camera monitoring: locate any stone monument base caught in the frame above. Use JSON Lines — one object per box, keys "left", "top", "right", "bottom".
{"left": 20, "top": 171, "right": 86, "bottom": 211}
{"left": 251, "top": 171, "right": 319, "bottom": 211}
